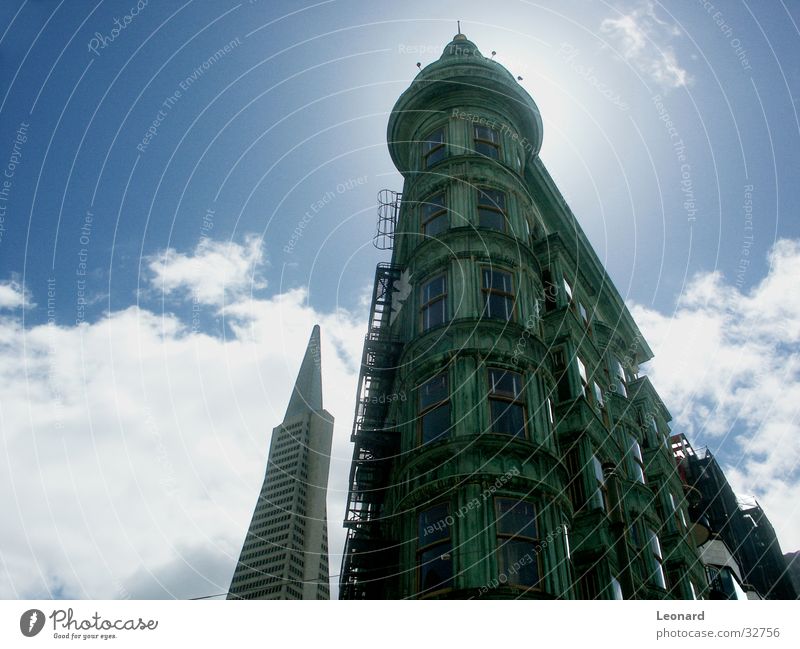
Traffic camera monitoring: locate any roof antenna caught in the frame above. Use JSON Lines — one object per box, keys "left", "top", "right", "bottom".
{"left": 457, "top": 20, "right": 461, "bottom": 35}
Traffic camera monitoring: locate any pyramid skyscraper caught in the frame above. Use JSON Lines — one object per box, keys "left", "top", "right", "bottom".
{"left": 228, "top": 325, "right": 333, "bottom": 599}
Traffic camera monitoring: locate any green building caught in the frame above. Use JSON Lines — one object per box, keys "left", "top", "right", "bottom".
{"left": 340, "top": 32, "right": 706, "bottom": 599}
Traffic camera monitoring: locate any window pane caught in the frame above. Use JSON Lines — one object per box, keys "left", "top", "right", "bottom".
{"left": 496, "top": 498, "right": 537, "bottom": 537}
{"left": 418, "top": 503, "right": 450, "bottom": 544}
{"left": 421, "top": 403, "right": 451, "bottom": 443}
{"left": 475, "top": 141, "right": 499, "bottom": 159}
{"left": 563, "top": 277, "right": 573, "bottom": 301}
{"left": 577, "top": 357, "right": 587, "bottom": 382}
{"left": 422, "top": 297, "right": 446, "bottom": 330}
{"left": 613, "top": 358, "right": 628, "bottom": 397}
{"left": 419, "top": 542, "right": 453, "bottom": 592}
{"left": 422, "top": 193, "right": 446, "bottom": 219}
{"left": 630, "top": 522, "right": 640, "bottom": 548}
{"left": 610, "top": 577, "right": 624, "bottom": 600}
{"left": 490, "top": 400, "right": 525, "bottom": 437}
{"left": 489, "top": 368, "right": 522, "bottom": 398}
{"left": 484, "top": 294, "right": 513, "bottom": 320}
{"left": 423, "top": 129, "right": 445, "bottom": 168}
{"left": 592, "top": 455, "right": 605, "bottom": 484}
{"left": 425, "top": 146, "right": 445, "bottom": 167}
{"left": 613, "top": 358, "right": 626, "bottom": 381}
{"left": 648, "top": 529, "right": 663, "bottom": 560}
{"left": 421, "top": 275, "right": 445, "bottom": 302}
{"left": 423, "top": 129, "right": 444, "bottom": 151}
{"left": 482, "top": 269, "right": 512, "bottom": 292}
{"left": 593, "top": 382, "right": 604, "bottom": 406}
{"left": 652, "top": 563, "right": 667, "bottom": 589}
{"left": 474, "top": 125, "right": 499, "bottom": 143}
{"left": 478, "top": 188, "right": 505, "bottom": 210}
{"left": 498, "top": 539, "right": 539, "bottom": 586}
{"left": 419, "top": 374, "right": 447, "bottom": 410}
{"left": 423, "top": 213, "right": 448, "bottom": 237}
{"left": 478, "top": 207, "right": 504, "bottom": 230}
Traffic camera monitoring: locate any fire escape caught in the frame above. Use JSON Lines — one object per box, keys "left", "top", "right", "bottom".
{"left": 340, "top": 191, "right": 404, "bottom": 599}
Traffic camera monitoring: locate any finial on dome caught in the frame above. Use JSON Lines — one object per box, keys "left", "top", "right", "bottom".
{"left": 454, "top": 20, "right": 466, "bottom": 40}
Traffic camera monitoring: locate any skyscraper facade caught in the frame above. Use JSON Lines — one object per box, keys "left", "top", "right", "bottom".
{"left": 229, "top": 325, "right": 333, "bottom": 600}
{"left": 340, "top": 33, "right": 706, "bottom": 599}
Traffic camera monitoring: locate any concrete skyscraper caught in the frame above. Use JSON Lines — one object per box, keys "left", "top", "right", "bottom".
{"left": 229, "top": 325, "right": 333, "bottom": 600}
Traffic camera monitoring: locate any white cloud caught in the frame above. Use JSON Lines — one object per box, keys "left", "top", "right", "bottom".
{"left": 0, "top": 241, "right": 364, "bottom": 599}
{"left": 631, "top": 239, "right": 800, "bottom": 551}
{"left": 0, "top": 279, "right": 33, "bottom": 310}
{"left": 148, "top": 236, "right": 267, "bottom": 307}
{"left": 601, "top": 1, "right": 691, "bottom": 89}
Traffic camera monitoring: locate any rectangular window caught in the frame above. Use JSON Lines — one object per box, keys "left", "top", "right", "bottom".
{"left": 542, "top": 269, "right": 557, "bottom": 312}
{"left": 565, "top": 447, "right": 585, "bottom": 509}
{"left": 474, "top": 124, "right": 500, "bottom": 159}
{"left": 591, "top": 454, "right": 606, "bottom": 511}
{"left": 418, "top": 502, "right": 450, "bottom": 545}
{"left": 612, "top": 357, "right": 628, "bottom": 397}
{"left": 420, "top": 274, "right": 447, "bottom": 331}
{"left": 648, "top": 528, "right": 667, "bottom": 589}
{"left": 610, "top": 576, "right": 624, "bottom": 600}
{"left": 593, "top": 380, "right": 609, "bottom": 426}
{"left": 418, "top": 503, "right": 453, "bottom": 594}
{"left": 418, "top": 374, "right": 451, "bottom": 444}
{"left": 488, "top": 368, "right": 526, "bottom": 438}
{"left": 477, "top": 188, "right": 506, "bottom": 231}
{"left": 552, "top": 348, "right": 571, "bottom": 402}
{"left": 577, "top": 356, "right": 588, "bottom": 399}
{"left": 422, "top": 127, "right": 445, "bottom": 168}
{"left": 562, "top": 276, "right": 574, "bottom": 306}
{"left": 578, "top": 302, "right": 590, "bottom": 328}
{"left": 628, "top": 434, "right": 645, "bottom": 483}
{"left": 481, "top": 268, "right": 515, "bottom": 321}
{"left": 593, "top": 382, "right": 604, "bottom": 408}
{"left": 421, "top": 192, "right": 448, "bottom": 237}
{"left": 495, "top": 498, "right": 540, "bottom": 587}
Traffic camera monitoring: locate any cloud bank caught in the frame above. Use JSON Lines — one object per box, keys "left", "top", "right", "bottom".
{"left": 632, "top": 239, "right": 800, "bottom": 550}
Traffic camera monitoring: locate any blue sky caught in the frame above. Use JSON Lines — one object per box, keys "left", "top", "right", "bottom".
{"left": 0, "top": 0, "right": 798, "bottom": 599}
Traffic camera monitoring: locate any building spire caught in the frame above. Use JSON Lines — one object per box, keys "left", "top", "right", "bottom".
{"left": 284, "top": 324, "right": 323, "bottom": 418}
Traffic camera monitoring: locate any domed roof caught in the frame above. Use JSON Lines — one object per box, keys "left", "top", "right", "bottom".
{"left": 387, "top": 32, "right": 544, "bottom": 170}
